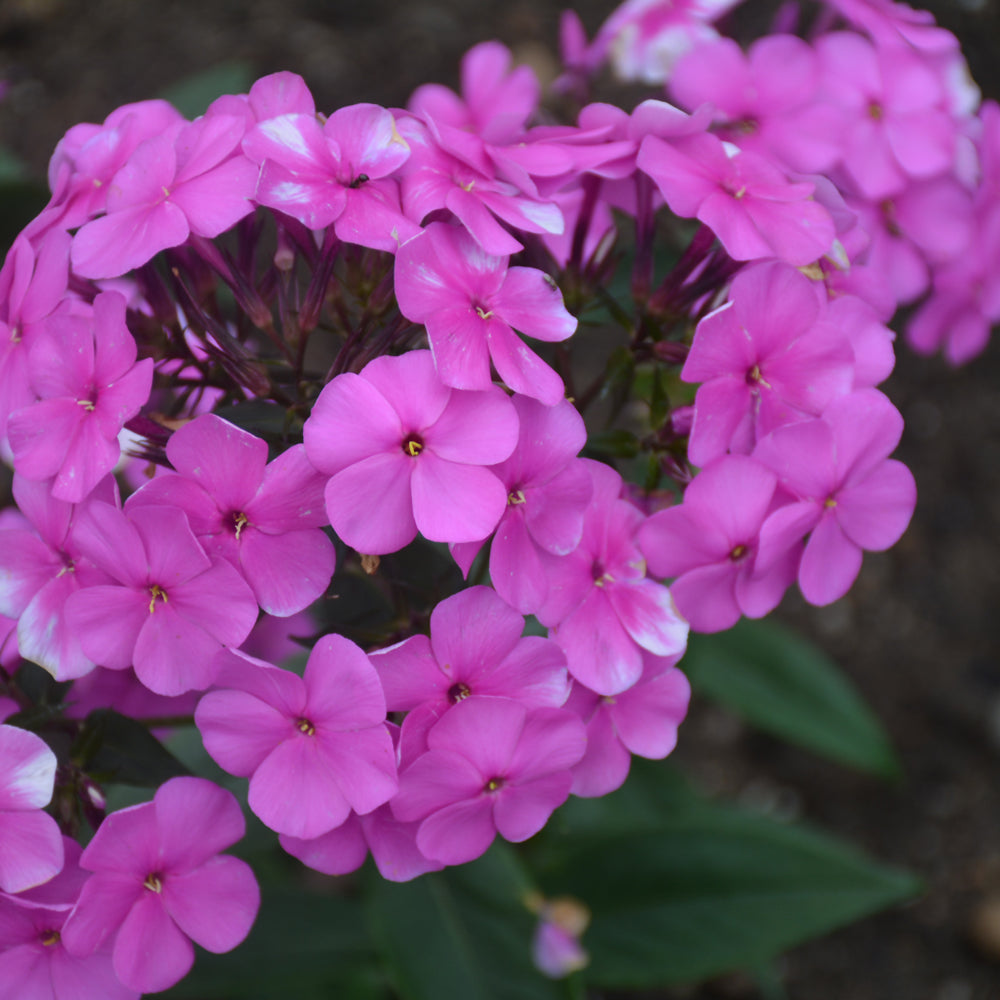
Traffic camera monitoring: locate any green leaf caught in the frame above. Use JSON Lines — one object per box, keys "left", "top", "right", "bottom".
{"left": 164, "top": 886, "right": 384, "bottom": 999}
{"left": 160, "top": 61, "right": 255, "bottom": 117}
{"left": 366, "top": 844, "right": 565, "bottom": 1000}
{"left": 74, "top": 709, "right": 191, "bottom": 787}
{"left": 586, "top": 428, "right": 639, "bottom": 460}
{"left": 536, "top": 761, "right": 919, "bottom": 989}
{"left": 682, "top": 618, "right": 899, "bottom": 778}
{"left": 0, "top": 145, "right": 27, "bottom": 182}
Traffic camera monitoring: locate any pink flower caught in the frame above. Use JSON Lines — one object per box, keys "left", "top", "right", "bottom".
{"left": 392, "top": 696, "right": 586, "bottom": 865}
{"left": 538, "top": 461, "right": 689, "bottom": 695}
{"left": 681, "top": 262, "right": 855, "bottom": 466}
{"left": 396, "top": 115, "right": 564, "bottom": 256}
{"left": 815, "top": 31, "right": 958, "bottom": 200}
{"left": 127, "top": 414, "right": 335, "bottom": 617}
{"left": 0, "top": 475, "right": 116, "bottom": 680}
{"left": 64, "top": 502, "right": 258, "bottom": 695}
{"left": 669, "top": 35, "right": 847, "bottom": 173}
{"left": 243, "top": 103, "right": 419, "bottom": 250}
{"left": 451, "top": 397, "right": 592, "bottom": 614}
{"left": 303, "top": 350, "right": 519, "bottom": 554}
{"left": 409, "top": 41, "right": 539, "bottom": 146}
{"left": 8, "top": 292, "right": 153, "bottom": 502}
{"left": 281, "top": 804, "right": 443, "bottom": 883}
{"left": 638, "top": 131, "right": 836, "bottom": 266}
{"left": 0, "top": 840, "right": 137, "bottom": 1000}
{"left": 0, "top": 725, "right": 63, "bottom": 894}
{"left": 395, "top": 223, "right": 576, "bottom": 404}
{"left": 60, "top": 778, "right": 259, "bottom": 995}
{"left": 372, "top": 585, "right": 570, "bottom": 753}
{"left": 530, "top": 896, "right": 590, "bottom": 978}
{"left": 637, "top": 455, "right": 796, "bottom": 632}
{"left": 196, "top": 635, "right": 397, "bottom": 839}
{"left": 0, "top": 232, "right": 71, "bottom": 443}
{"left": 754, "top": 389, "right": 917, "bottom": 606}
{"left": 37, "top": 99, "right": 185, "bottom": 238}
{"left": 565, "top": 651, "right": 689, "bottom": 797}
{"left": 71, "top": 114, "right": 258, "bottom": 279}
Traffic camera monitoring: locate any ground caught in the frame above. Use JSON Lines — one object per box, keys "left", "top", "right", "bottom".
{"left": 0, "top": 0, "right": 999, "bottom": 996}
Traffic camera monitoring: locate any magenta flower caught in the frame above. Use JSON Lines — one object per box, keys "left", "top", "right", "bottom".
{"left": 8, "top": 292, "right": 153, "bottom": 502}
{"left": 71, "top": 114, "right": 258, "bottom": 279}
{"left": 537, "top": 461, "right": 689, "bottom": 696}
{"left": 303, "top": 350, "right": 519, "bottom": 554}
{"left": 395, "top": 223, "right": 576, "bottom": 404}
{"left": 60, "top": 778, "right": 259, "bottom": 995}
{"left": 669, "top": 35, "right": 847, "bottom": 173}
{"left": 816, "top": 31, "right": 958, "bottom": 200}
{"left": 392, "top": 696, "right": 586, "bottom": 865}
{"left": 681, "top": 262, "right": 855, "bottom": 466}
{"left": 638, "top": 130, "right": 836, "bottom": 266}
{"left": 243, "top": 103, "right": 419, "bottom": 249}
{"left": 372, "top": 585, "right": 570, "bottom": 752}
{"left": 38, "top": 99, "right": 185, "bottom": 238}
{"left": 0, "top": 840, "right": 137, "bottom": 1000}
{"left": 396, "top": 115, "right": 564, "bottom": 256}
{"left": 64, "top": 502, "right": 258, "bottom": 695}
{"left": 0, "top": 899, "right": 138, "bottom": 1000}
{"left": 127, "top": 414, "right": 335, "bottom": 617}
{"left": 409, "top": 41, "right": 539, "bottom": 146}
{"left": 196, "top": 635, "right": 397, "bottom": 839}
{"left": 754, "top": 389, "right": 917, "bottom": 606}
{"left": 451, "top": 397, "right": 592, "bottom": 614}
{"left": 637, "top": 455, "right": 796, "bottom": 632}
{"left": 0, "top": 725, "right": 63, "bottom": 894}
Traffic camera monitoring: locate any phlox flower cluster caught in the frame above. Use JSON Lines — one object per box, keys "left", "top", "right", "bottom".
{"left": 0, "top": 0, "right": 955, "bottom": 991}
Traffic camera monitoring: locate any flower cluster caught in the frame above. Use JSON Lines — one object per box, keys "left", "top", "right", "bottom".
{"left": 0, "top": 0, "right": 956, "bottom": 992}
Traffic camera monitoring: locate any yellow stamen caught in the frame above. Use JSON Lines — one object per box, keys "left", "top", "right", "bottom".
{"left": 404, "top": 439, "right": 423, "bottom": 457}
{"left": 233, "top": 512, "right": 248, "bottom": 539}
{"left": 475, "top": 306, "right": 493, "bottom": 320}
{"left": 148, "top": 585, "right": 168, "bottom": 614}
{"left": 507, "top": 489, "right": 526, "bottom": 506}
{"left": 42, "top": 930, "right": 60, "bottom": 947}
{"left": 77, "top": 399, "right": 95, "bottom": 411}
{"left": 143, "top": 874, "right": 163, "bottom": 893}
{"left": 296, "top": 718, "right": 316, "bottom": 736}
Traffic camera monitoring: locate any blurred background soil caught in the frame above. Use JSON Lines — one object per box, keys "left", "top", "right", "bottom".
{"left": 0, "top": 0, "right": 999, "bottom": 997}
